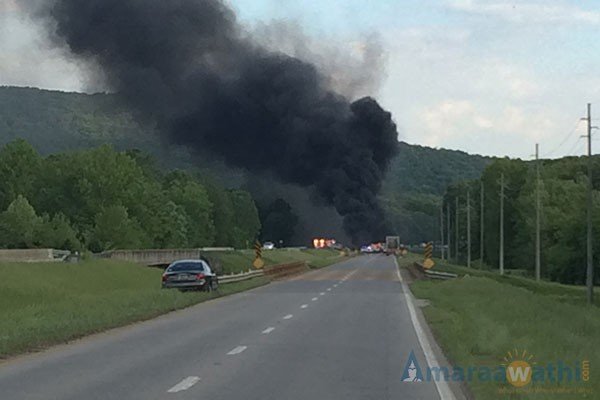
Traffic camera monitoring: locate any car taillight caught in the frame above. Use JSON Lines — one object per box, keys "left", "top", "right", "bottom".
{"left": 162, "top": 274, "right": 168, "bottom": 282}
{"left": 196, "top": 273, "right": 205, "bottom": 280}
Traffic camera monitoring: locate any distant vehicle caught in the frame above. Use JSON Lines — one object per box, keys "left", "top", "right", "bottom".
{"left": 161, "top": 259, "right": 218, "bottom": 292}
{"left": 331, "top": 243, "right": 344, "bottom": 250}
{"left": 263, "top": 241, "right": 275, "bottom": 250}
{"left": 361, "top": 245, "right": 377, "bottom": 253}
{"left": 385, "top": 236, "right": 400, "bottom": 256}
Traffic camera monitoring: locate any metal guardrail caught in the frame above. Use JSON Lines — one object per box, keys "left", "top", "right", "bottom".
{"left": 414, "top": 262, "right": 458, "bottom": 280}
{"left": 219, "top": 269, "right": 264, "bottom": 284}
{"left": 424, "top": 270, "right": 458, "bottom": 280}
{"left": 263, "top": 261, "right": 308, "bottom": 279}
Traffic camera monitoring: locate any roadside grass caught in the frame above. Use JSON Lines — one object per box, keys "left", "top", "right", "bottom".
{"left": 0, "top": 260, "right": 268, "bottom": 359}
{"left": 429, "top": 256, "right": 600, "bottom": 307}
{"left": 399, "top": 255, "right": 599, "bottom": 399}
{"left": 1, "top": 248, "right": 348, "bottom": 358}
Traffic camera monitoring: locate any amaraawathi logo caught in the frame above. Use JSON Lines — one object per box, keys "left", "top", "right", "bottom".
{"left": 502, "top": 349, "right": 534, "bottom": 387}
{"left": 401, "top": 347, "right": 591, "bottom": 394}
{"left": 401, "top": 350, "right": 424, "bottom": 382}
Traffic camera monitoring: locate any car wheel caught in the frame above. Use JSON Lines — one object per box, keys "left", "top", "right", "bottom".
{"left": 205, "top": 280, "right": 212, "bottom": 293}
{"left": 211, "top": 279, "right": 219, "bottom": 291}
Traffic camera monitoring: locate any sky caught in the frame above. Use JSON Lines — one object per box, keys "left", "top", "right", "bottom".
{"left": 2, "top": 0, "right": 600, "bottom": 159}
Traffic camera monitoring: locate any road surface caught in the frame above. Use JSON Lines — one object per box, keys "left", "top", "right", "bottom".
{"left": 0, "top": 254, "right": 448, "bottom": 400}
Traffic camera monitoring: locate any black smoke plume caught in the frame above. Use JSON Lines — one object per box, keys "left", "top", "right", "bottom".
{"left": 27, "top": 0, "right": 399, "bottom": 244}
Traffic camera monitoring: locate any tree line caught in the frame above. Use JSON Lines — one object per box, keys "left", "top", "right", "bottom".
{"left": 442, "top": 156, "right": 600, "bottom": 285}
{"left": 0, "top": 139, "right": 263, "bottom": 252}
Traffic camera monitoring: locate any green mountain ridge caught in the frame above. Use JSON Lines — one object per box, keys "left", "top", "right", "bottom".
{"left": 0, "top": 86, "right": 491, "bottom": 243}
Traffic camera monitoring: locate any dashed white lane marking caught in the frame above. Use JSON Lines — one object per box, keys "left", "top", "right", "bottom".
{"left": 311, "top": 297, "right": 318, "bottom": 301}
{"left": 167, "top": 376, "right": 200, "bottom": 393}
{"left": 327, "top": 288, "right": 332, "bottom": 291}
{"left": 301, "top": 304, "right": 308, "bottom": 309}
{"left": 393, "top": 258, "right": 455, "bottom": 400}
{"left": 333, "top": 284, "right": 338, "bottom": 287}
{"left": 227, "top": 346, "right": 247, "bottom": 355}
{"left": 283, "top": 314, "right": 293, "bottom": 320}
{"left": 262, "top": 327, "right": 275, "bottom": 334}
{"left": 319, "top": 292, "right": 326, "bottom": 296}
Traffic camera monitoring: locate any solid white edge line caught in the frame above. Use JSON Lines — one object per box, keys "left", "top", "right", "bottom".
{"left": 393, "top": 257, "right": 456, "bottom": 400}
{"left": 283, "top": 314, "right": 293, "bottom": 319}
{"left": 262, "top": 327, "right": 275, "bottom": 334}
{"left": 227, "top": 345, "right": 247, "bottom": 355}
{"left": 167, "top": 376, "right": 200, "bottom": 393}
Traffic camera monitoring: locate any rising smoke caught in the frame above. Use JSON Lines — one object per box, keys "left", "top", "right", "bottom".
{"left": 25, "top": 0, "right": 399, "bottom": 244}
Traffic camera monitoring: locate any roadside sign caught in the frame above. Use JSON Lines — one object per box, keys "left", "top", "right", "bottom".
{"left": 253, "top": 257, "right": 265, "bottom": 269}
{"left": 253, "top": 240, "right": 264, "bottom": 269}
{"left": 423, "top": 242, "right": 435, "bottom": 269}
{"left": 424, "top": 242, "right": 433, "bottom": 259}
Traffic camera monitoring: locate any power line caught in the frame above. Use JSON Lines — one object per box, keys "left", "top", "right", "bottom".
{"left": 541, "top": 119, "right": 582, "bottom": 158}
{"left": 563, "top": 137, "right": 584, "bottom": 157}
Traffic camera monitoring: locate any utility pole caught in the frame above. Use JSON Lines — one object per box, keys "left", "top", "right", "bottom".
{"left": 499, "top": 173, "right": 505, "bottom": 275}
{"left": 467, "top": 189, "right": 471, "bottom": 268}
{"left": 440, "top": 205, "right": 445, "bottom": 261}
{"left": 447, "top": 202, "right": 451, "bottom": 261}
{"left": 455, "top": 196, "right": 459, "bottom": 263}
{"left": 535, "top": 143, "right": 541, "bottom": 281}
{"left": 480, "top": 181, "right": 484, "bottom": 268}
{"left": 585, "top": 103, "right": 594, "bottom": 304}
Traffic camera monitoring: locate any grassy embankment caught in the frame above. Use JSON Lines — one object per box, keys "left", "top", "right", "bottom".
{"left": 214, "top": 247, "right": 348, "bottom": 273}
{"left": 400, "top": 253, "right": 599, "bottom": 399}
{"left": 0, "top": 248, "right": 345, "bottom": 358}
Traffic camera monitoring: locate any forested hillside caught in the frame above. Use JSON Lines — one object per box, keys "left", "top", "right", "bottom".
{"left": 0, "top": 86, "right": 490, "bottom": 244}
{"left": 442, "top": 156, "right": 600, "bottom": 285}
{"left": 381, "top": 142, "right": 491, "bottom": 242}
{"left": 0, "top": 139, "right": 260, "bottom": 252}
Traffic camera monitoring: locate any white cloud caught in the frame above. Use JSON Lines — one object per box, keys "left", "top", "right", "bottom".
{"left": 419, "top": 100, "right": 491, "bottom": 146}
{"left": 474, "top": 60, "right": 540, "bottom": 100}
{"left": 416, "top": 100, "right": 561, "bottom": 156}
{"left": 0, "top": 11, "right": 93, "bottom": 92}
{"left": 448, "top": 0, "right": 600, "bottom": 25}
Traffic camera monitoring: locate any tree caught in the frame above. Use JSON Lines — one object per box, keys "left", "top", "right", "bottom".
{"left": 164, "top": 171, "right": 215, "bottom": 247}
{"left": 90, "top": 205, "right": 149, "bottom": 251}
{"left": 0, "top": 139, "right": 42, "bottom": 210}
{"left": 34, "top": 145, "right": 148, "bottom": 234}
{"left": 202, "top": 179, "right": 236, "bottom": 246}
{"left": 0, "top": 195, "right": 42, "bottom": 248}
{"left": 37, "top": 213, "right": 82, "bottom": 251}
{"left": 229, "top": 190, "right": 261, "bottom": 248}
{"left": 259, "top": 198, "right": 298, "bottom": 245}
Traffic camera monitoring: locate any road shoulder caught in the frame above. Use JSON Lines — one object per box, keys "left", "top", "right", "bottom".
{"left": 395, "top": 256, "right": 469, "bottom": 400}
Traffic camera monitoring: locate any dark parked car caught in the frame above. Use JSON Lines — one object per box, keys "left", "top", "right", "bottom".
{"left": 161, "top": 259, "right": 219, "bottom": 292}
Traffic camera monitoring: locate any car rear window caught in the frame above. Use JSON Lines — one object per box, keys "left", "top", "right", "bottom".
{"left": 167, "top": 262, "right": 205, "bottom": 272}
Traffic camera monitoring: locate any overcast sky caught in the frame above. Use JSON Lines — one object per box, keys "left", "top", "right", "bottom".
{"left": 2, "top": 0, "right": 600, "bottom": 159}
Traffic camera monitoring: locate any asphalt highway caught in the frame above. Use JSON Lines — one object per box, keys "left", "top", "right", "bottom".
{"left": 0, "top": 254, "right": 448, "bottom": 400}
